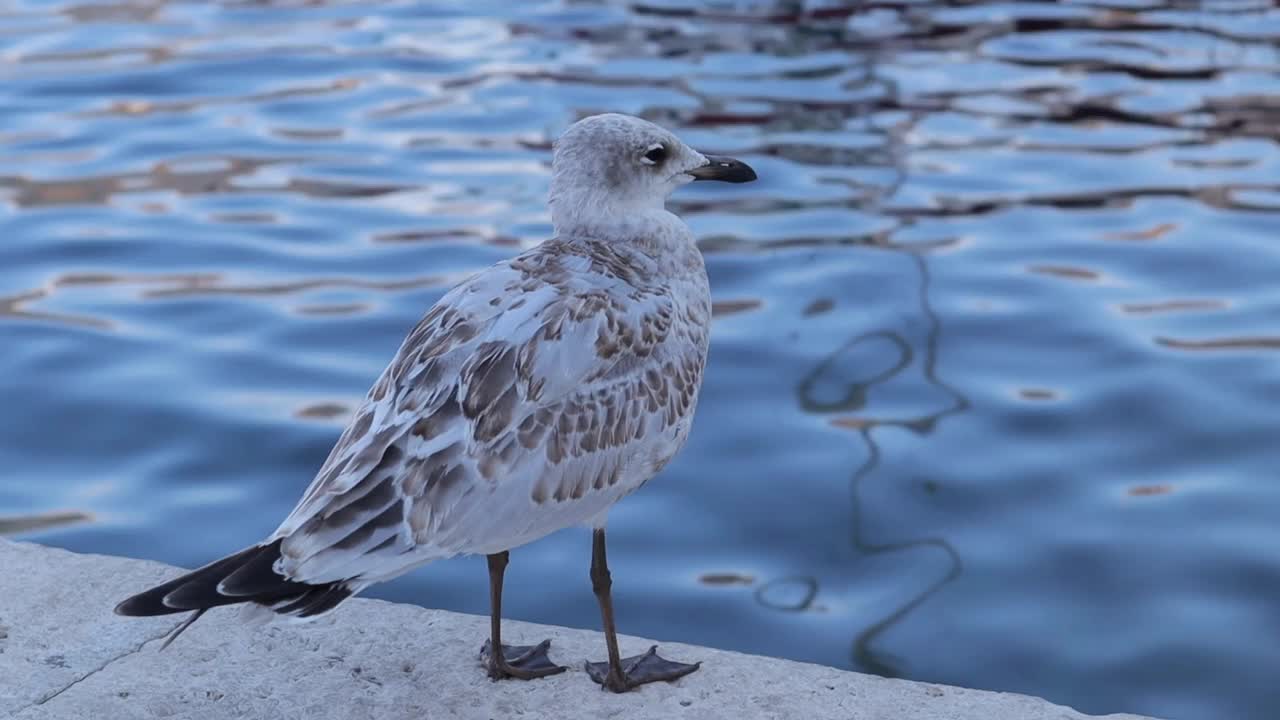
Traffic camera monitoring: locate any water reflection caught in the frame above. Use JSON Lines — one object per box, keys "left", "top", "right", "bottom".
{"left": 0, "top": 510, "right": 92, "bottom": 536}
{"left": 139, "top": 274, "right": 449, "bottom": 299}
{"left": 293, "top": 402, "right": 349, "bottom": 420}
{"left": 698, "top": 572, "right": 755, "bottom": 587}
{"left": 1119, "top": 299, "right": 1226, "bottom": 315}
{"left": 1157, "top": 335, "right": 1280, "bottom": 351}
{"left": 0, "top": 287, "right": 110, "bottom": 329}
{"left": 80, "top": 79, "right": 361, "bottom": 118}
{"left": 0, "top": 157, "right": 403, "bottom": 209}
{"left": 794, "top": 249, "right": 967, "bottom": 678}
{"left": 1101, "top": 223, "right": 1178, "bottom": 242}
{"left": 0, "top": 271, "right": 453, "bottom": 331}
{"left": 711, "top": 298, "right": 763, "bottom": 318}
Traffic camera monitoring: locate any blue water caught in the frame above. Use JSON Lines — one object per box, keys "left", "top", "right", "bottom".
{"left": 4, "top": 2, "right": 1280, "bottom": 718}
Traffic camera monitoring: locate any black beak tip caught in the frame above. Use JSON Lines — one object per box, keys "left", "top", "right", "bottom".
{"left": 691, "top": 155, "right": 758, "bottom": 184}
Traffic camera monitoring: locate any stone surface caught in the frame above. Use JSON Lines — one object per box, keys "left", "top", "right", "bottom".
{"left": 1, "top": 540, "right": 1159, "bottom": 720}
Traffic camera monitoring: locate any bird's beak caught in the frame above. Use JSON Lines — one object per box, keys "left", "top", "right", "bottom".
{"left": 688, "top": 155, "right": 757, "bottom": 183}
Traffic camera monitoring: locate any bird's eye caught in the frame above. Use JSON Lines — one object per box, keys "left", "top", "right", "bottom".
{"left": 642, "top": 145, "right": 667, "bottom": 165}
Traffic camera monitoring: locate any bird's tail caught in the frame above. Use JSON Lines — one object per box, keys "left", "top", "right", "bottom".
{"left": 114, "top": 539, "right": 357, "bottom": 648}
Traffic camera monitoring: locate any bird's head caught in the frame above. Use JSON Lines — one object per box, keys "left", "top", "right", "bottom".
{"left": 549, "top": 113, "right": 755, "bottom": 232}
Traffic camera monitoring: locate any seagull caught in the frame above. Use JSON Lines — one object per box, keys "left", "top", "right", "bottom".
{"left": 115, "top": 113, "right": 756, "bottom": 693}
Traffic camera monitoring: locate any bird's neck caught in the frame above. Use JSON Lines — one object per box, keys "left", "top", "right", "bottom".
{"left": 555, "top": 207, "right": 703, "bottom": 281}
{"left": 552, "top": 193, "right": 693, "bottom": 253}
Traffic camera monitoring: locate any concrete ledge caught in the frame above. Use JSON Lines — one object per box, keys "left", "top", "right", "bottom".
{"left": 1, "top": 540, "right": 1158, "bottom": 720}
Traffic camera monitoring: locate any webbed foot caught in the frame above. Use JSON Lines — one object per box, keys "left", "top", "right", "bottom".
{"left": 585, "top": 645, "right": 700, "bottom": 692}
{"left": 479, "top": 638, "right": 567, "bottom": 681}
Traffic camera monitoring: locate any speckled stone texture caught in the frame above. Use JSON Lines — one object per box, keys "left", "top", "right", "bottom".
{"left": 1, "top": 540, "right": 1159, "bottom": 720}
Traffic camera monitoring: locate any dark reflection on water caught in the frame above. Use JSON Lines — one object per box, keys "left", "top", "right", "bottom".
{"left": 796, "top": 249, "right": 966, "bottom": 678}
{"left": 5, "top": 2, "right": 1280, "bottom": 719}
{"left": 0, "top": 156, "right": 404, "bottom": 208}
{"left": 0, "top": 510, "right": 92, "bottom": 536}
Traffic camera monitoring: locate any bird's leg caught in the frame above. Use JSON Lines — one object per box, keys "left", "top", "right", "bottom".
{"left": 478, "top": 551, "right": 566, "bottom": 680}
{"left": 585, "top": 528, "right": 700, "bottom": 692}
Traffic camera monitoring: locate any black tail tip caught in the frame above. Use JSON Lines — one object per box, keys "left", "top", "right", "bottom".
{"left": 112, "top": 541, "right": 287, "bottom": 617}
{"left": 112, "top": 540, "right": 356, "bottom": 622}
{"left": 114, "top": 595, "right": 155, "bottom": 617}
{"left": 114, "top": 586, "right": 186, "bottom": 617}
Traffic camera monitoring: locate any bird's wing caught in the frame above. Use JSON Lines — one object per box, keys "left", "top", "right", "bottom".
{"left": 270, "top": 238, "right": 708, "bottom": 584}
